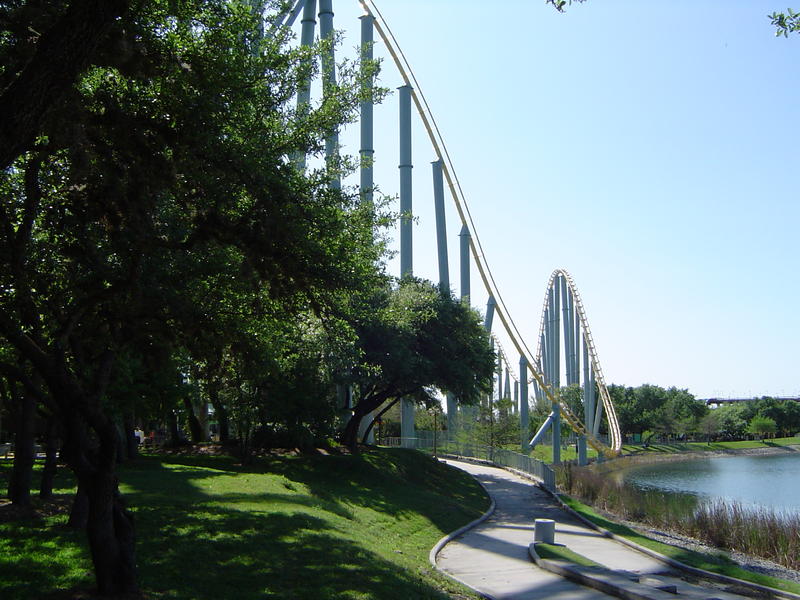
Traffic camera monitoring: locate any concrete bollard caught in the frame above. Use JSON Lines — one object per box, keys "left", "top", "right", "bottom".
{"left": 534, "top": 518, "right": 555, "bottom": 544}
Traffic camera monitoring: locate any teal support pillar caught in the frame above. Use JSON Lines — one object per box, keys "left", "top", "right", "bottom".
{"left": 398, "top": 84, "right": 413, "bottom": 278}
{"left": 294, "top": 0, "right": 317, "bottom": 171}
{"left": 484, "top": 296, "right": 495, "bottom": 332}
{"left": 318, "top": 0, "right": 339, "bottom": 188}
{"left": 592, "top": 368, "right": 603, "bottom": 439}
{"left": 577, "top": 435, "right": 588, "bottom": 465}
{"left": 552, "top": 276, "right": 561, "bottom": 465}
{"left": 459, "top": 225, "right": 470, "bottom": 304}
{"left": 359, "top": 13, "right": 374, "bottom": 203}
{"left": 358, "top": 12, "right": 376, "bottom": 441}
{"left": 520, "top": 355, "right": 530, "bottom": 453}
{"left": 432, "top": 159, "right": 449, "bottom": 293}
{"left": 398, "top": 84, "right": 414, "bottom": 446}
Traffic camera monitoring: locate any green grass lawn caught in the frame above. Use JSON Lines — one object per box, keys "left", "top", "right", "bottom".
{"left": 532, "top": 542, "right": 601, "bottom": 567}
{"left": 621, "top": 436, "right": 800, "bottom": 455}
{"left": 0, "top": 448, "right": 488, "bottom": 599}
{"left": 558, "top": 494, "right": 800, "bottom": 596}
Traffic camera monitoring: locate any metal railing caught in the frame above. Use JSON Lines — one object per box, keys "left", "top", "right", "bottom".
{"left": 383, "top": 434, "right": 556, "bottom": 492}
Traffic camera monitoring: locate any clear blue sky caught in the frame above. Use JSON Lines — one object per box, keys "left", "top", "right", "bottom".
{"left": 301, "top": 1, "right": 799, "bottom": 399}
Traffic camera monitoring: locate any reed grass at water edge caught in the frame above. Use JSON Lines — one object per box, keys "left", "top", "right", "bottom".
{"left": 557, "top": 462, "right": 800, "bottom": 571}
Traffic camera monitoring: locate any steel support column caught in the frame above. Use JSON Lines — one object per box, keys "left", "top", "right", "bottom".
{"left": 432, "top": 159, "right": 449, "bottom": 293}
{"left": 294, "top": 0, "right": 317, "bottom": 171}
{"left": 318, "top": 0, "right": 339, "bottom": 188}
{"left": 359, "top": 12, "right": 374, "bottom": 203}
{"left": 520, "top": 355, "right": 530, "bottom": 452}
{"left": 398, "top": 84, "right": 413, "bottom": 277}
{"left": 552, "top": 276, "right": 561, "bottom": 464}
{"left": 561, "top": 276, "right": 573, "bottom": 385}
{"left": 582, "top": 338, "right": 594, "bottom": 432}
{"left": 484, "top": 296, "right": 496, "bottom": 331}
{"left": 459, "top": 225, "right": 470, "bottom": 303}
{"left": 398, "top": 83, "right": 414, "bottom": 446}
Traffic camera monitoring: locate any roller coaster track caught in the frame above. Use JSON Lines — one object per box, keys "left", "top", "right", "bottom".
{"left": 359, "top": 1, "right": 622, "bottom": 456}
{"left": 535, "top": 269, "right": 622, "bottom": 454}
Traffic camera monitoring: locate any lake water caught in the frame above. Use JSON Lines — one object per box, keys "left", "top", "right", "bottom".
{"left": 620, "top": 452, "right": 800, "bottom": 516}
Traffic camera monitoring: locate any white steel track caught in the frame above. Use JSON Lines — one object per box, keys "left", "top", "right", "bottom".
{"left": 359, "top": 0, "right": 621, "bottom": 456}
{"left": 535, "top": 269, "right": 622, "bottom": 453}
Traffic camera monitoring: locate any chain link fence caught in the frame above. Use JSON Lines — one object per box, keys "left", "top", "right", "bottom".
{"left": 383, "top": 433, "right": 556, "bottom": 492}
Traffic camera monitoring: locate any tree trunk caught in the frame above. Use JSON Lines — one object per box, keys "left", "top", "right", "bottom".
{"left": 8, "top": 386, "right": 36, "bottom": 507}
{"left": 182, "top": 397, "right": 204, "bottom": 443}
{"left": 167, "top": 409, "right": 181, "bottom": 447}
{"left": 360, "top": 398, "right": 400, "bottom": 445}
{"left": 40, "top": 416, "right": 59, "bottom": 499}
{"left": 123, "top": 414, "right": 138, "bottom": 459}
{"left": 341, "top": 391, "right": 396, "bottom": 450}
{"left": 341, "top": 413, "right": 362, "bottom": 451}
{"left": 62, "top": 411, "right": 138, "bottom": 595}
{"left": 209, "top": 387, "right": 229, "bottom": 442}
{"left": 116, "top": 423, "right": 128, "bottom": 463}
{"left": 68, "top": 482, "right": 89, "bottom": 529}
{"left": 84, "top": 469, "right": 137, "bottom": 596}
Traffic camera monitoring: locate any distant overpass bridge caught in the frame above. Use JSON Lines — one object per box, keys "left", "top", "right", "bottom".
{"left": 702, "top": 396, "right": 800, "bottom": 407}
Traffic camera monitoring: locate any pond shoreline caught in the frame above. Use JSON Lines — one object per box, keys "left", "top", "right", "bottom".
{"left": 600, "top": 442, "right": 800, "bottom": 472}
{"left": 583, "top": 443, "right": 800, "bottom": 584}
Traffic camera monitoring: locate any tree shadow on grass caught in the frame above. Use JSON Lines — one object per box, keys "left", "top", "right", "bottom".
{"left": 256, "top": 448, "right": 489, "bottom": 532}
{"left": 1, "top": 451, "right": 487, "bottom": 598}
{"left": 131, "top": 497, "right": 455, "bottom": 600}
{"left": 115, "top": 454, "right": 481, "bottom": 598}
{"left": 0, "top": 502, "right": 94, "bottom": 599}
{"left": 126, "top": 449, "right": 489, "bottom": 539}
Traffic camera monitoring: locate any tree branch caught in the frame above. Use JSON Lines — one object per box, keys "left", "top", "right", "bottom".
{"left": 0, "top": 0, "right": 130, "bottom": 169}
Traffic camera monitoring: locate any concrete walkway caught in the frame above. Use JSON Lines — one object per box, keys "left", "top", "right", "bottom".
{"left": 434, "top": 459, "right": 753, "bottom": 600}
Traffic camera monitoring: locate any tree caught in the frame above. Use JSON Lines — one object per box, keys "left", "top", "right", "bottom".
{"left": 770, "top": 9, "right": 800, "bottom": 37}
{"left": 712, "top": 404, "right": 748, "bottom": 440}
{"left": 0, "top": 0, "right": 383, "bottom": 594}
{"left": 748, "top": 415, "right": 777, "bottom": 440}
{"left": 0, "top": 0, "right": 130, "bottom": 169}
{"left": 548, "top": 1, "right": 800, "bottom": 40}
{"left": 699, "top": 410, "right": 723, "bottom": 443}
{"left": 340, "top": 278, "right": 495, "bottom": 449}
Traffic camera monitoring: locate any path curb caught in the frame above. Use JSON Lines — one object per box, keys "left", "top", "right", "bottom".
{"left": 528, "top": 543, "right": 681, "bottom": 600}
{"left": 429, "top": 459, "right": 498, "bottom": 599}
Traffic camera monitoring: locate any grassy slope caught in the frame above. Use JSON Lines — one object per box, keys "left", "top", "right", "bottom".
{"left": 559, "top": 495, "right": 800, "bottom": 596}
{"left": 0, "top": 448, "right": 488, "bottom": 599}
{"left": 621, "top": 436, "right": 800, "bottom": 455}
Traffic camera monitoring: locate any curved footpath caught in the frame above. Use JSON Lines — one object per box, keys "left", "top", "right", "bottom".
{"left": 434, "top": 459, "right": 770, "bottom": 600}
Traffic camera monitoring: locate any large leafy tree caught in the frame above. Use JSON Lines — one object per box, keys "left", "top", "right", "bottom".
{"left": 0, "top": 0, "right": 382, "bottom": 594}
{"left": 340, "top": 277, "right": 496, "bottom": 449}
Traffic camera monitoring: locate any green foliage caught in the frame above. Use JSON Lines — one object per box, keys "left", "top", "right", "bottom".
{"left": 546, "top": 0, "right": 587, "bottom": 13}
{"left": 747, "top": 415, "right": 777, "bottom": 440}
{"left": 770, "top": 9, "right": 800, "bottom": 37}
{"left": 341, "top": 277, "right": 496, "bottom": 446}
{"left": 0, "top": 0, "right": 389, "bottom": 451}
{"left": 0, "top": 2, "right": 391, "bottom": 590}
{"left": 609, "top": 384, "right": 707, "bottom": 440}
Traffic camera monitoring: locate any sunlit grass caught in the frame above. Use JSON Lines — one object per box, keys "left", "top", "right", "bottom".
{"left": 1, "top": 448, "right": 488, "bottom": 599}
{"left": 621, "top": 436, "right": 800, "bottom": 455}
{"left": 533, "top": 542, "right": 601, "bottom": 567}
